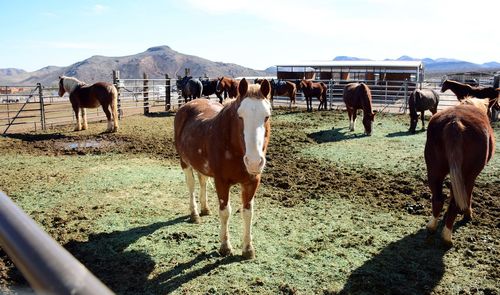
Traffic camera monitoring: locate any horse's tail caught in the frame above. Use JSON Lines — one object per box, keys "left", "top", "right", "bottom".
{"left": 109, "top": 84, "right": 119, "bottom": 130}
{"left": 444, "top": 120, "right": 468, "bottom": 211}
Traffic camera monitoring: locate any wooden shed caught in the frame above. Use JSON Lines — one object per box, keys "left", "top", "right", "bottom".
{"left": 276, "top": 60, "right": 424, "bottom": 85}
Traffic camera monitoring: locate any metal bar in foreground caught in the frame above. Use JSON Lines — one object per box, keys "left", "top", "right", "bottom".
{"left": 0, "top": 192, "right": 114, "bottom": 295}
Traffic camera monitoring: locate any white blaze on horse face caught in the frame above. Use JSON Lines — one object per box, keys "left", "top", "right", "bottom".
{"left": 237, "top": 97, "right": 271, "bottom": 175}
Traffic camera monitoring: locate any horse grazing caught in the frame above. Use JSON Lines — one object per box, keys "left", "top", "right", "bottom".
{"left": 408, "top": 88, "right": 440, "bottom": 133}
{"left": 255, "top": 78, "right": 297, "bottom": 109}
{"left": 216, "top": 76, "right": 239, "bottom": 99}
{"left": 425, "top": 98, "right": 495, "bottom": 246}
{"left": 176, "top": 76, "right": 203, "bottom": 103}
{"left": 342, "top": 82, "right": 375, "bottom": 135}
{"left": 174, "top": 78, "right": 272, "bottom": 259}
{"left": 297, "top": 79, "right": 327, "bottom": 112}
{"left": 201, "top": 79, "right": 224, "bottom": 103}
{"left": 58, "top": 76, "right": 118, "bottom": 133}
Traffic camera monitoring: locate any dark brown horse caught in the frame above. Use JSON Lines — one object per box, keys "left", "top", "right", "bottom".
{"left": 201, "top": 78, "right": 224, "bottom": 103}
{"left": 216, "top": 76, "right": 239, "bottom": 99}
{"left": 342, "top": 83, "right": 375, "bottom": 135}
{"left": 58, "top": 76, "right": 118, "bottom": 132}
{"left": 297, "top": 79, "right": 327, "bottom": 112}
{"left": 174, "top": 78, "right": 272, "bottom": 259}
{"left": 441, "top": 79, "right": 499, "bottom": 114}
{"left": 176, "top": 76, "right": 203, "bottom": 103}
{"left": 408, "top": 88, "right": 440, "bottom": 133}
{"left": 255, "top": 78, "right": 297, "bottom": 108}
{"left": 425, "top": 98, "right": 495, "bottom": 246}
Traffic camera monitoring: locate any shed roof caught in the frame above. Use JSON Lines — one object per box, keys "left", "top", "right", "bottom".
{"left": 276, "top": 60, "right": 423, "bottom": 69}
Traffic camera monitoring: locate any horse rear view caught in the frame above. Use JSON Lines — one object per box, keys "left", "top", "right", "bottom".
{"left": 58, "top": 76, "right": 119, "bottom": 133}
{"left": 342, "top": 83, "right": 375, "bottom": 135}
{"left": 425, "top": 99, "right": 495, "bottom": 246}
{"left": 408, "top": 88, "right": 439, "bottom": 133}
{"left": 174, "top": 78, "right": 272, "bottom": 259}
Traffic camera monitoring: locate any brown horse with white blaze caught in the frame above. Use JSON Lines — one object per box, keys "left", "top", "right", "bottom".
{"left": 174, "top": 78, "right": 272, "bottom": 259}
{"left": 425, "top": 98, "right": 495, "bottom": 246}
{"left": 58, "top": 76, "right": 119, "bottom": 132}
{"left": 343, "top": 82, "right": 375, "bottom": 135}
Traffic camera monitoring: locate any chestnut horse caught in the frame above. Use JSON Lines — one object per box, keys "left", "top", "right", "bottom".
{"left": 174, "top": 78, "right": 271, "bottom": 259}
{"left": 297, "top": 79, "right": 327, "bottom": 112}
{"left": 58, "top": 76, "right": 118, "bottom": 132}
{"left": 425, "top": 98, "right": 495, "bottom": 246}
{"left": 255, "top": 78, "right": 297, "bottom": 109}
{"left": 408, "top": 88, "right": 440, "bottom": 133}
{"left": 216, "top": 76, "right": 239, "bottom": 99}
{"left": 342, "top": 82, "right": 375, "bottom": 135}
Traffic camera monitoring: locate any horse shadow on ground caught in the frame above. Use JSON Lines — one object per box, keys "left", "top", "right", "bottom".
{"left": 307, "top": 128, "right": 369, "bottom": 143}
{"left": 52, "top": 215, "right": 243, "bottom": 294}
{"left": 2, "top": 132, "right": 70, "bottom": 142}
{"left": 386, "top": 128, "right": 426, "bottom": 138}
{"left": 338, "top": 228, "right": 450, "bottom": 295}
{"left": 145, "top": 111, "right": 175, "bottom": 118}
{"left": 60, "top": 216, "right": 189, "bottom": 294}
{"left": 150, "top": 251, "right": 244, "bottom": 293}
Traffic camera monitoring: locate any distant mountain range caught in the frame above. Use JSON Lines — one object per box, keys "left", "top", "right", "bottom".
{"left": 1, "top": 46, "right": 499, "bottom": 85}
{"left": 333, "top": 55, "right": 500, "bottom": 76}
{"left": 0, "top": 46, "right": 268, "bottom": 86}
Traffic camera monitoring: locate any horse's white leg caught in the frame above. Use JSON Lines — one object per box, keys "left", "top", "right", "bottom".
{"left": 183, "top": 167, "right": 200, "bottom": 223}
{"left": 73, "top": 106, "right": 81, "bottom": 131}
{"left": 426, "top": 216, "right": 439, "bottom": 232}
{"left": 198, "top": 173, "right": 211, "bottom": 216}
{"left": 241, "top": 199, "right": 255, "bottom": 259}
{"left": 81, "top": 108, "right": 88, "bottom": 130}
{"left": 219, "top": 202, "right": 233, "bottom": 256}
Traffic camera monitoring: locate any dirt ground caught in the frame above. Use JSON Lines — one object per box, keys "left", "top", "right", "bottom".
{"left": 0, "top": 109, "right": 498, "bottom": 294}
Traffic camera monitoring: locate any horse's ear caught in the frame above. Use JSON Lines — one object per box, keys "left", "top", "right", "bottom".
{"left": 260, "top": 79, "right": 271, "bottom": 98}
{"left": 239, "top": 78, "right": 248, "bottom": 98}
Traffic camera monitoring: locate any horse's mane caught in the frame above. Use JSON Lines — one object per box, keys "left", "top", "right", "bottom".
{"left": 460, "top": 97, "right": 489, "bottom": 114}
{"left": 245, "top": 84, "right": 269, "bottom": 99}
{"left": 61, "top": 76, "right": 86, "bottom": 94}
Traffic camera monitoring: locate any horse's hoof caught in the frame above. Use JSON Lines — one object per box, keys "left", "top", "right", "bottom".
{"left": 242, "top": 246, "right": 255, "bottom": 260}
{"left": 219, "top": 244, "right": 233, "bottom": 257}
{"left": 200, "top": 209, "right": 211, "bottom": 216}
{"left": 189, "top": 214, "right": 201, "bottom": 224}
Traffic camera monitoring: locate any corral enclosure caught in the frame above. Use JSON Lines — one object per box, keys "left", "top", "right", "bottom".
{"left": 3, "top": 68, "right": 497, "bottom": 135}
{"left": 0, "top": 107, "right": 498, "bottom": 294}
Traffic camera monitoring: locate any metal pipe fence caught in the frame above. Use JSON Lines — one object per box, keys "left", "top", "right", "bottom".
{"left": 0, "top": 75, "right": 496, "bottom": 134}
{"left": 0, "top": 191, "right": 114, "bottom": 294}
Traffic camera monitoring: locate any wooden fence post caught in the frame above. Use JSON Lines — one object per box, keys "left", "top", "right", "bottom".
{"left": 143, "top": 73, "right": 149, "bottom": 115}
{"left": 37, "top": 83, "right": 46, "bottom": 130}
{"left": 113, "top": 70, "right": 122, "bottom": 119}
{"left": 165, "top": 74, "right": 171, "bottom": 111}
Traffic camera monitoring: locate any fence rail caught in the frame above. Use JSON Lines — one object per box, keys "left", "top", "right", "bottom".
{"left": 0, "top": 74, "right": 496, "bottom": 134}
{"left": 0, "top": 191, "right": 114, "bottom": 294}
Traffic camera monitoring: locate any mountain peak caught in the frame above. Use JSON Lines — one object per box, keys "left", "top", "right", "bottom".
{"left": 146, "top": 45, "right": 172, "bottom": 52}
{"left": 333, "top": 56, "right": 371, "bottom": 61}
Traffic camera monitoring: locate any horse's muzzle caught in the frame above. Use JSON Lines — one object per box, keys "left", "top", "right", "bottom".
{"left": 243, "top": 155, "right": 266, "bottom": 175}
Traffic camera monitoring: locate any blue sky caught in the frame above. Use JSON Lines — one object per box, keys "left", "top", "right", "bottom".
{"left": 0, "top": 0, "right": 498, "bottom": 72}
